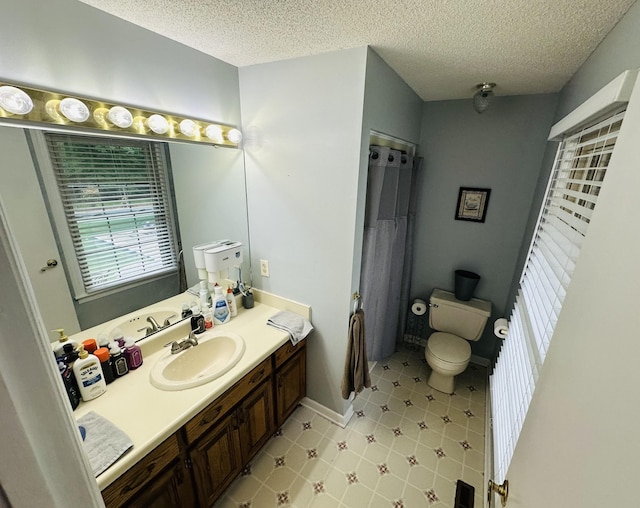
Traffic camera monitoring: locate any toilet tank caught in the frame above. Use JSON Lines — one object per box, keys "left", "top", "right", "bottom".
{"left": 429, "top": 289, "right": 491, "bottom": 341}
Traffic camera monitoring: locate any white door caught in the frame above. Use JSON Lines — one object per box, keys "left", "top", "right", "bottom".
{"left": 0, "top": 126, "right": 80, "bottom": 336}
{"left": 491, "top": 74, "right": 640, "bottom": 506}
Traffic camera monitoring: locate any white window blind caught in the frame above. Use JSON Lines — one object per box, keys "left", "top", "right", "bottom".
{"left": 43, "top": 133, "right": 178, "bottom": 297}
{"left": 490, "top": 108, "right": 626, "bottom": 482}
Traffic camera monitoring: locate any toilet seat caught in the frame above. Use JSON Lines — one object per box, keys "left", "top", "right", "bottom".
{"left": 427, "top": 332, "right": 471, "bottom": 365}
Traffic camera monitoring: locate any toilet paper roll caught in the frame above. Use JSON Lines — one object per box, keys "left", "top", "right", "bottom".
{"left": 494, "top": 318, "right": 509, "bottom": 339}
{"left": 411, "top": 299, "right": 427, "bottom": 316}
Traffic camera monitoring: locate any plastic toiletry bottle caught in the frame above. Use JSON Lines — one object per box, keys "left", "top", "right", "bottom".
{"left": 82, "top": 338, "right": 97, "bottom": 354}
{"left": 111, "top": 328, "right": 126, "bottom": 348}
{"left": 52, "top": 329, "right": 78, "bottom": 358}
{"left": 109, "top": 342, "right": 129, "bottom": 378}
{"left": 61, "top": 343, "right": 78, "bottom": 367}
{"left": 212, "top": 285, "right": 230, "bottom": 325}
{"left": 123, "top": 338, "right": 143, "bottom": 370}
{"left": 181, "top": 302, "right": 193, "bottom": 319}
{"left": 97, "top": 333, "right": 110, "bottom": 351}
{"left": 199, "top": 280, "right": 212, "bottom": 309}
{"left": 226, "top": 286, "right": 237, "bottom": 317}
{"left": 203, "top": 303, "right": 213, "bottom": 330}
{"left": 58, "top": 360, "right": 81, "bottom": 410}
{"left": 94, "top": 347, "right": 115, "bottom": 384}
{"left": 73, "top": 345, "right": 107, "bottom": 402}
{"left": 190, "top": 305, "right": 206, "bottom": 334}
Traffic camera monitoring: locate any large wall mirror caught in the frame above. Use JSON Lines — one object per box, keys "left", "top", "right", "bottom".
{"left": 0, "top": 124, "right": 251, "bottom": 335}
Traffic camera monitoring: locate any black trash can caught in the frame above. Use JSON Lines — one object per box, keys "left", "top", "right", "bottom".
{"left": 454, "top": 270, "right": 480, "bottom": 301}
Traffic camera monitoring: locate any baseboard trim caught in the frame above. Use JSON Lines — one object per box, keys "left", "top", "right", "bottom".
{"left": 300, "top": 397, "right": 354, "bottom": 428}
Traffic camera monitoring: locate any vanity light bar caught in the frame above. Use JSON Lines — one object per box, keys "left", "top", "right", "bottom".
{"left": 0, "top": 82, "right": 242, "bottom": 147}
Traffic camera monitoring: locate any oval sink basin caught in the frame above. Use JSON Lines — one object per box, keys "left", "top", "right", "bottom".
{"left": 150, "top": 331, "right": 245, "bottom": 391}
{"left": 103, "top": 308, "right": 180, "bottom": 342}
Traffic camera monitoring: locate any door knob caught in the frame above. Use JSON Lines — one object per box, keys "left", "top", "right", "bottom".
{"left": 488, "top": 479, "right": 509, "bottom": 506}
{"left": 40, "top": 259, "right": 58, "bottom": 272}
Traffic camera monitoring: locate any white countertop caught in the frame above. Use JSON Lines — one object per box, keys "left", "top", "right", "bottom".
{"left": 72, "top": 291, "right": 298, "bottom": 490}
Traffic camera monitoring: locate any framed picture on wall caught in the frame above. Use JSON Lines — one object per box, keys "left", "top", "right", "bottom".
{"left": 455, "top": 187, "right": 491, "bottom": 222}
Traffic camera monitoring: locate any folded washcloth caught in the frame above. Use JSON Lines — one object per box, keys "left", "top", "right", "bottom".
{"left": 267, "top": 310, "right": 314, "bottom": 345}
{"left": 77, "top": 411, "right": 133, "bottom": 477}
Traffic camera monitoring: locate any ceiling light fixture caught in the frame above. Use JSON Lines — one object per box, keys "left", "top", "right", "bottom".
{"left": 473, "top": 82, "right": 496, "bottom": 114}
{"left": 0, "top": 81, "right": 242, "bottom": 147}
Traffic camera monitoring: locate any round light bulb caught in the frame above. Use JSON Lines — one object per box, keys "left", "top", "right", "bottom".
{"left": 205, "top": 125, "right": 223, "bottom": 142}
{"left": 0, "top": 86, "right": 33, "bottom": 115}
{"left": 179, "top": 119, "right": 198, "bottom": 137}
{"left": 147, "top": 114, "right": 169, "bottom": 134}
{"left": 59, "top": 97, "right": 90, "bottom": 123}
{"left": 227, "top": 128, "right": 242, "bottom": 144}
{"left": 107, "top": 106, "right": 133, "bottom": 128}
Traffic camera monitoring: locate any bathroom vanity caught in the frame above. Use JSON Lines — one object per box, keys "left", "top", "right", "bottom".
{"left": 71, "top": 291, "right": 308, "bottom": 508}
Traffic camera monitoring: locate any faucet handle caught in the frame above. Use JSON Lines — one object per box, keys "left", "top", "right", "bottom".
{"left": 137, "top": 326, "right": 153, "bottom": 335}
{"left": 163, "top": 314, "right": 177, "bottom": 328}
{"left": 188, "top": 330, "right": 199, "bottom": 344}
{"left": 164, "top": 340, "right": 182, "bottom": 353}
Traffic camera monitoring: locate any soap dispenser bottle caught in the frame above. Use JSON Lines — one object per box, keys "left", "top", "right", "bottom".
{"left": 212, "top": 285, "right": 230, "bottom": 325}
{"left": 73, "top": 344, "right": 107, "bottom": 402}
{"left": 52, "top": 329, "right": 78, "bottom": 358}
{"left": 199, "top": 280, "right": 212, "bottom": 309}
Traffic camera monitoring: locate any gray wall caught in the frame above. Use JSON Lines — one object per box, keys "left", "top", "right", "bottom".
{"left": 414, "top": 94, "right": 558, "bottom": 358}
{"left": 239, "top": 48, "right": 369, "bottom": 416}
{"left": 0, "top": 0, "right": 242, "bottom": 328}
{"left": 351, "top": 48, "right": 424, "bottom": 290}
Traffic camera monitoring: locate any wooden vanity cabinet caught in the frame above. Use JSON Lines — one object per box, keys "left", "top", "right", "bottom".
{"left": 185, "top": 358, "right": 274, "bottom": 508}
{"left": 101, "top": 433, "right": 194, "bottom": 508}
{"left": 274, "top": 340, "right": 307, "bottom": 427}
{"left": 102, "top": 340, "right": 306, "bottom": 508}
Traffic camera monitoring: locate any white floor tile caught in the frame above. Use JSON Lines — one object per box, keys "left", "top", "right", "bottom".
{"left": 217, "top": 345, "right": 487, "bottom": 507}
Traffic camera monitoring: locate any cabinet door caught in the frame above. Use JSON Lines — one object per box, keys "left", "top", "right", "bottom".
{"left": 102, "top": 434, "right": 182, "bottom": 508}
{"left": 125, "top": 459, "right": 194, "bottom": 508}
{"left": 190, "top": 411, "right": 242, "bottom": 507}
{"left": 239, "top": 378, "right": 274, "bottom": 463}
{"left": 275, "top": 347, "right": 307, "bottom": 427}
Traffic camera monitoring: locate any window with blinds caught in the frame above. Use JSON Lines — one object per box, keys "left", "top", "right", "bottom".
{"left": 43, "top": 133, "right": 178, "bottom": 297}
{"left": 490, "top": 108, "right": 626, "bottom": 482}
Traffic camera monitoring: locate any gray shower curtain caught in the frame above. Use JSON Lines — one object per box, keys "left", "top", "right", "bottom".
{"left": 360, "top": 145, "right": 418, "bottom": 361}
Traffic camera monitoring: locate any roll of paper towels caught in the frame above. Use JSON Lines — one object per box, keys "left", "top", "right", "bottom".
{"left": 494, "top": 318, "right": 509, "bottom": 338}
{"left": 411, "top": 299, "right": 427, "bottom": 316}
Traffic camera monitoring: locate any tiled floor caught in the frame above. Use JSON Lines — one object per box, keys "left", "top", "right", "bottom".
{"left": 215, "top": 345, "right": 487, "bottom": 508}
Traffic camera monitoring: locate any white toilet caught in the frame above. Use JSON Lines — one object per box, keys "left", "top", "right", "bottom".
{"left": 425, "top": 288, "right": 491, "bottom": 394}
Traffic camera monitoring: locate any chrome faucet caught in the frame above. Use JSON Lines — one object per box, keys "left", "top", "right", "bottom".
{"left": 146, "top": 316, "right": 161, "bottom": 332}
{"left": 166, "top": 331, "right": 199, "bottom": 354}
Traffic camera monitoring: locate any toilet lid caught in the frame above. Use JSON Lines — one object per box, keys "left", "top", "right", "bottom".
{"left": 428, "top": 332, "right": 471, "bottom": 363}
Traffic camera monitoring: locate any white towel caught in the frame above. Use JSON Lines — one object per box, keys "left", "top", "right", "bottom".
{"left": 77, "top": 411, "right": 133, "bottom": 477}
{"left": 267, "top": 310, "right": 313, "bottom": 345}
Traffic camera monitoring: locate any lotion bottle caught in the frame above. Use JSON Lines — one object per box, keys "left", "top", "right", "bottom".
{"left": 123, "top": 338, "right": 143, "bottom": 370}
{"left": 226, "top": 286, "right": 237, "bottom": 318}
{"left": 212, "top": 285, "right": 230, "bottom": 324}
{"left": 73, "top": 345, "right": 107, "bottom": 402}
{"left": 52, "top": 329, "right": 78, "bottom": 358}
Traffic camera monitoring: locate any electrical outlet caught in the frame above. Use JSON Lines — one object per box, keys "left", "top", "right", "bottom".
{"left": 260, "top": 259, "right": 270, "bottom": 277}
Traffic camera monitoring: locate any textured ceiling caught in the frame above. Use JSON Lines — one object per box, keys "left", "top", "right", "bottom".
{"left": 77, "top": 0, "right": 636, "bottom": 101}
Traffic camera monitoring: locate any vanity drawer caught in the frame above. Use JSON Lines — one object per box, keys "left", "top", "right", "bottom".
{"left": 102, "top": 433, "right": 180, "bottom": 507}
{"left": 184, "top": 357, "right": 273, "bottom": 444}
{"left": 274, "top": 339, "right": 306, "bottom": 369}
